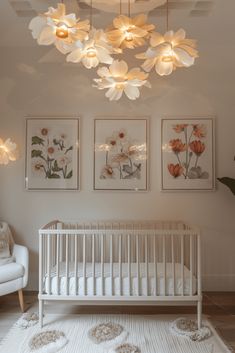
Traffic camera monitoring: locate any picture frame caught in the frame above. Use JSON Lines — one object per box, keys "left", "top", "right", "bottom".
{"left": 161, "top": 117, "right": 215, "bottom": 191}
{"left": 94, "top": 117, "right": 148, "bottom": 191}
{"left": 25, "top": 117, "right": 80, "bottom": 190}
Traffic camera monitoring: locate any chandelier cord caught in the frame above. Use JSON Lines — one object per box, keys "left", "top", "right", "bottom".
{"left": 166, "top": 0, "right": 169, "bottom": 31}
{"left": 128, "top": 0, "right": 131, "bottom": 17}
{"left": 90, "top": 0, "right": 93, "bottom": 28}
{"left": 120, "top": 0, "right": 122, "bottom": 15}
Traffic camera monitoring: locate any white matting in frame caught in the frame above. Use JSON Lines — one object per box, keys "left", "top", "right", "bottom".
{"left": 25, "top": 118, "right": 79, "bottom": 190}
{"left": 161, "top": 117, "right": 215, "bottom": 191}
{"left": 94, "top": 117, "right": 148, "bottom": 191}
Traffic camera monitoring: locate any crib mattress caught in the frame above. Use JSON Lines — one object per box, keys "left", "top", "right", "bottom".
{"left": 44, "top": 262, "right": 197, "bottom": 297}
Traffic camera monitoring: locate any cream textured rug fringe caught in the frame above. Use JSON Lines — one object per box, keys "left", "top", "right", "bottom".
{"left": 0, "top": 314, "right": 231, "bottom": 353}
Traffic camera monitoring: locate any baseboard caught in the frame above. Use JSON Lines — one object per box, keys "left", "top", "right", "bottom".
{"left": 26, "top": 272, "right": 235, "bottom": 292}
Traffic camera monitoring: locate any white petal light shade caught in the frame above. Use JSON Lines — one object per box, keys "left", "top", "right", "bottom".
{"left": 66, "top": 29, "right": 120, "bottom": 69}
{"left": 106, "top": 14, "right": 155, "bottom": 50}
{"left": 0, "top": 138, "right": 19, "bottom": 165}
{"left": 28, "top": 3, "right": 90, "bottom": 54}
{"left": 93, "top": 60, "right": 151, "bottom": 101}
{"left": 136, "top": 29, "right": 199, "bottom": 76}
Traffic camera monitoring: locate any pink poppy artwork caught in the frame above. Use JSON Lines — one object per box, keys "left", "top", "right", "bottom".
{"left": 94, "top": 118, "right": 148, "bottom": 191}
{"left": 26, "top": 118, "right": 79, "bottom": 190}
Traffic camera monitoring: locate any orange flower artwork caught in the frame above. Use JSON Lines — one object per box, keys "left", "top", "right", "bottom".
{"left": 173, "top": 124, "right": 188, "bottom": 133}
{"left": 166, "top": 123, "right": 209, "bottom": 180}
{"left": 189, "top": 140, "right": 205, "bottom": 156}
{"left": 168, "top": 164, "right": 184, "bottom": 178}
{"left": 192, "top": 124, "right": 207, "bottom": 138}
{"left": 169, "top": 139, "right": 186, "bottom": 154}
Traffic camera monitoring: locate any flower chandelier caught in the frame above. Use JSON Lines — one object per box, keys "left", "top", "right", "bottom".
{"left": 29, "top": 3, "right": 90, "bottom": 54}
{"left": 93, "top": 60, "right": 150, "bottom": 101}
{"left": 29, "top": 0, "right": 199, "bottom": 101}
{"left": 0, "top": 138, "right": 18, "bottom": 165}
{"left": 66, "top": 29, "right": 120, "bottom": 68}
{"left": 136, "top": 29, "right": 198, "bottom": 76}
{"left": 105, "top": 13, "right": 155, "bottom": 50}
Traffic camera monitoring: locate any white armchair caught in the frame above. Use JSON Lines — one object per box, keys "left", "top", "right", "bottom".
{"left": 0, "top": 225, "right": 29, "bottom": 312}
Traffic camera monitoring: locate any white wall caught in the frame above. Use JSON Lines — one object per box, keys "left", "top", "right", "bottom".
{"left": 0, "top": 1, "right": 235, "bottom": 290}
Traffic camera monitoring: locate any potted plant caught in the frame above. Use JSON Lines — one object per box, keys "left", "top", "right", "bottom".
{"left": 217, "top": 177, "right": 235, "bottom": 195}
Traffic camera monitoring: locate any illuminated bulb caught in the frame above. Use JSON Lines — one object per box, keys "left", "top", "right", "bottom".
{"left": 56, "top": 23, "right": 69, "bottom": 39}
{"left": 162, "top": 55, "right": 174, "bottom": 62}
{"left": 162, "top": 45, "right": 174, "bottom": 62}
{"left": 116, "top": 82, "right": 125, "bottom": 90}
{"left": 125, "top": 32, "right": 134, "bottom": 42}
{"left": 86, "top": 47, "right": 97, "bottom": 58}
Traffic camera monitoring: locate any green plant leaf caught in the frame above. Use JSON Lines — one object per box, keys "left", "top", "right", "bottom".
{"left": 48, "top": 173, "right": 60, "bottom": 179}
{"left": 65, "top": 146, "right": 73, "bottom": 154}
{"left": 66, "top": 170, "right": 73, "bottom": 179}
{"left": 218, "top": 177, "right": 235, "bottom": 195}
{"left": 52, "top": 160, "right": 62, "bottom": 172}
{"left": 31, "top": 150, "right": 43, "bottom": 158}
{"left": 32, "top": 136, "right": 44, "bottom": 146}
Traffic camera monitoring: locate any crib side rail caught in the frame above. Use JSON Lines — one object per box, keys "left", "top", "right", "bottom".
{"left": 39, "top": 226, "right": 201, "bottom": 300}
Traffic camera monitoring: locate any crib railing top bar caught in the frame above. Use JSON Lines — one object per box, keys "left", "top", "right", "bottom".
{"left": 39, "top": 228, "right": 200, "bottom": 236}
{"left": 40, "top": 220, "right": 60, "bottom": 230}
{"left": 40, "top": 220, "right": 198, "bottom": 229}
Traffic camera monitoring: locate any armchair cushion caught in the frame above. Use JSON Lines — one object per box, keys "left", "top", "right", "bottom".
{"left": 0, "top": 222, "right": 15, "bottom": 266}
{"left": 0, "top": 262, "right": 24, "bottom": 284}
{"left": 13, "top": 244, "right": 29, "bottom": 288}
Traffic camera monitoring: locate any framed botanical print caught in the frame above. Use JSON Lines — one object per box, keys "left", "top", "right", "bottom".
{"left": 25, "top": 118, "right": 80, "bottom": 190}
{"left": 161, "top": 117, "right": 215, "bottom": 191}
{"left": 94, "top": 118, "right": 148, "bottom": 191}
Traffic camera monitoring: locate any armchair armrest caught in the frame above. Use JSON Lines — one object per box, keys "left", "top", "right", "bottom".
{"left": 12, "top": 244, "right": 29, "bottom": 288}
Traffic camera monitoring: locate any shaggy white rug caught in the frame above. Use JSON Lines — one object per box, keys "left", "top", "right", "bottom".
{"left": 0, "top": 314, "right": 230, "bottom": 353}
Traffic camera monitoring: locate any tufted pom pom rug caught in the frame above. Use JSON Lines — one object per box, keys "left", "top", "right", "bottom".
{"left": 0, "top": 314, "right": 231, "bottom": 353}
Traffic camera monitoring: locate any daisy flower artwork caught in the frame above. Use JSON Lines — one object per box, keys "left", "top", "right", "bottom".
{"left": 94, "top": 118, "right": 148, "bottom": 191}
{"left": 161, "top": 118, "right": 215, "bottom": 191}
{"left": 26, "top": 118, "right": 79, "bottom": 190}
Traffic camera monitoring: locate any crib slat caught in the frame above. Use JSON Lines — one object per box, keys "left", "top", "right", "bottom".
{"left": 92, "top": 234, "right": 95, "bottom": 296}
{"left": 74, "top": 235, "right": 78, "bottom": 295}
{"left": 181, "top": 234, "right": 184, "bottom": 296}
{"left": 128, "top": 234, "right": 131, "bottom": 296}
{"left": 43, "top": 236, "right": 46, "bottom": 281}
{"left": 119, "top": 234, "right": 122, "bottom": 296}
{"left": 197, "top": 233, "right": 202, "bottom": 296}
{"left": 171, "top": 235, "right": 175, "bottom": 296}
{"left": 47, "top": 235, "right": 51, "bottom": 295}
{"left": 59, "top": 236, "right": 63, "bottom": 262}
{"left": 163, "top": 235, "right": 166, "bottom": 296}
{"left": 83, "top": 234, "right": 86, "bottom": 296}
{"left": 136, "top": 234, "right": 140, "bottom": 296}
{"left": 56, "top": 235, "right": 60, "bottom": 295}
{"left": 110, "top": 234, "right": 113, "bottom": 296}
{"left": 39, "top": 234, "right": 43, "bottom": 295}
{"left": 145, "top": 235, "right": 149, "bottom": 296}
{"left": 65, "top": 234, "right": 69, "bottom": 296}
{"left": 190, "top": 234, "right": 193, "bottom": 296}
{"left": 101, "top": 234, "right": 104, "bottom": 296}
{"left": 154, "top": 235, "right": 157, "bottom": 296}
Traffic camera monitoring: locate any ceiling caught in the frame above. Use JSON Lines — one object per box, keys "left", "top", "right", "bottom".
{"left": 8, "top": 0, "right": 215, "bottom": 17}
{"left": 0, "top": 0, "right": 216, "bottom": 48}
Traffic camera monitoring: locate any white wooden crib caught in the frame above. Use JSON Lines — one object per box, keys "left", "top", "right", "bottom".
{"left": 38, "top": 220, "right": 202, "bottom": 328}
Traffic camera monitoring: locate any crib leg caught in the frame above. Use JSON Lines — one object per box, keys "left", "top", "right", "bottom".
{"left": 197, "top": 300, "right": 202, "bottom": 329}
{"left": 39, "top": 299, "right": 44, "bottom": 328}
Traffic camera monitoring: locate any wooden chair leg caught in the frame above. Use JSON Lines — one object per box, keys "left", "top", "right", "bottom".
{"left": 18, "top": 289, "right": 25, "bottom": 312}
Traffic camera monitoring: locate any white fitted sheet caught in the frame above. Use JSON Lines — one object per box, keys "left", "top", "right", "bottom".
{"left": 44, "top": 262, "right": 197, "bottom": 296}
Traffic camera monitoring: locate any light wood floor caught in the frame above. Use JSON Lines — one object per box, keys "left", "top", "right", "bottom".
{"left": 0, "top": 291, "right": 235, "bottom": 351}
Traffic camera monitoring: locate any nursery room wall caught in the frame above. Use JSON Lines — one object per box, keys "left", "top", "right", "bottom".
{"left": 0, "top": 0, "right": 234, "bottom": 291}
